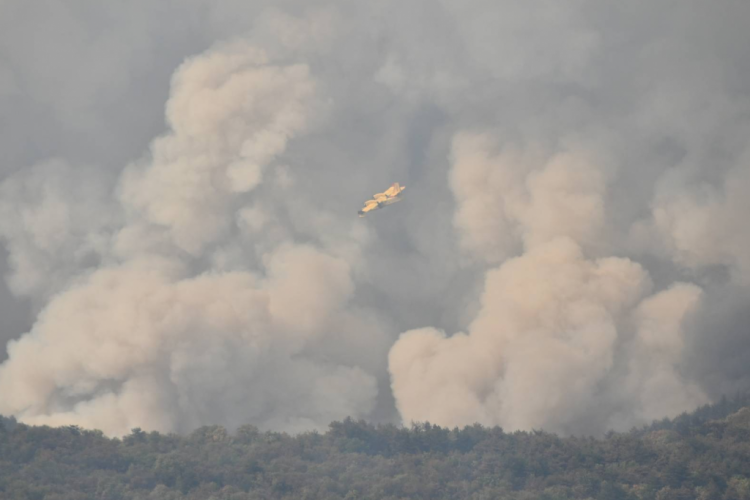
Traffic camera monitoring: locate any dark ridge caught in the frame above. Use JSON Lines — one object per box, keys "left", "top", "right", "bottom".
{"left": 1, "top": 394, "right": 749, "bottom": 499}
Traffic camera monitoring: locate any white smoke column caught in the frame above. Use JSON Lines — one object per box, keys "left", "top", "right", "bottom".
{"left": 389, "top": 132, "right": 707, "bottom": 434}
{"left": 0, "top": 39, "right": 384, "bottom": 436}
{"left": 390, "top": 238, "right": 652, "bottom": 432}
{"left": 449, "top": 133, "right": 607, "bottom": 265}
{"left": 448, "top": 133, "right": 527, "bottom": 264}
{"left": 119, "top": 40, "right": 320, "bottom": 255}
{"left": 623, "top": 283, "right": 707, "bottom": 424}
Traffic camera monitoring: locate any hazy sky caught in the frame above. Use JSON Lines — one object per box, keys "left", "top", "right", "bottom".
{"left": 1, "top": 0, "right": 749, "bottom": 436}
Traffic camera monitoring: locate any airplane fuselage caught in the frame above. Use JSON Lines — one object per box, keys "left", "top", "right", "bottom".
{"left": 358, "top": 183, "right": 406, "bottom": 217}
{"left": 378, "top": 195, "right": 403, "bottom": 206}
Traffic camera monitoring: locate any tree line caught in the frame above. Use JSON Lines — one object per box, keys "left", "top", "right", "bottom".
{"left": 1, "top": 393, "right": 749, "bottom": 500}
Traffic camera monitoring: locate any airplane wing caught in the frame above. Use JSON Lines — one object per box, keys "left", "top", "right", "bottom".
{"left": 358, "top": 199, "right": 380, "bottom": 217}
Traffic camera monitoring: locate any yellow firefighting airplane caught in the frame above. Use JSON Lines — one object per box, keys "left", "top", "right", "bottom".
{"left": 358, "top": 182, "right": 406, "bottom": 217}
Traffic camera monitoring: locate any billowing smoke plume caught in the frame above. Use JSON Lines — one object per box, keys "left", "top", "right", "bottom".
{"left": 449, "top": 134, "right": 608, "bottom": 264}
{"left": 389, "top": 136, "right": 707, "bottom": 434}
{"left": 0, "top": 247, "right": 381, "bottom": 435}
{"left": 2, "top": 0, "right": 750, "bottom": 436}
{"left": 118, "top": 41, "right": 320, "bottom": 255}
{"left": 0, "top": 36, "right": 388, "bottom": 436}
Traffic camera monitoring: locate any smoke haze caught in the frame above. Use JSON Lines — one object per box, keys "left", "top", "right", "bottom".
{"left": 1, "top": 0, "right": 750, "bottom": 436}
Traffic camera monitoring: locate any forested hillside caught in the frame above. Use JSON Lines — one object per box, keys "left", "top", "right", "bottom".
{"left": 1, "top": 395, "right": 749, "bottom": 500}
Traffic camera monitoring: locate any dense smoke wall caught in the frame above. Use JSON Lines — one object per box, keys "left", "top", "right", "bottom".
{"left": 1, "top": 0, "right": 750, "bottom": 436}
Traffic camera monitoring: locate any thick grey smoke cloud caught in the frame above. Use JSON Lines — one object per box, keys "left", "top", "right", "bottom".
{"left": 0, "top": 32, "right": 390, "bottom": 435}
{"left": 389, "top": 136, "right": 706, "bottom": 434}
{"left": 1, "top": 0, "right": 750, "bottom": 436}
